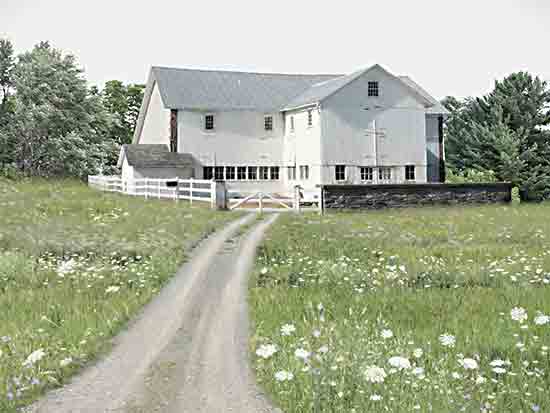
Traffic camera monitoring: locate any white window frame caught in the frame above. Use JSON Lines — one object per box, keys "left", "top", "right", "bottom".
{"left": 299, "top": 165, "right": 309, "bottom": 180}
{"left": 360, "top": 166, "right": 374, "bottom": 182}
{"left": 264, "top": 115, "right": 273, "bottom": 131}
{"left": 225, "top": 166, "right": 235, "bottom": 180}
{"left": 259, "top": 166, "right": 269, "bottom": 180}
{"left": 214, "top": 166, "right": 224, "bottom": 180}
{"left": 287, "top": 166, "right": 296, "bottom": 180}
{"left": 368, "top": 81, "right": 379, "bottom": 97}
{"left": 405, "top": 165, "right": 416, "bottom": 181}
{"left": 335, "top": 165, "right": 346, "bottom": 181}
{"left": 237, "top": 166, "right": 247, "bottom": 180}
{"left": 270, "top": 166, "right": 280, "bottom": 180}
{"left": 247, "top": 166, "right": 258, "bottom": 180}
{"left": 378, "top": 167, "right": 392, "bottom": 182}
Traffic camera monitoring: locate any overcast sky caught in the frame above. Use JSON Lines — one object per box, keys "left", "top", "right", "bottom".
{"left": 2, "top": 0, "right": 549, "bottom": 100}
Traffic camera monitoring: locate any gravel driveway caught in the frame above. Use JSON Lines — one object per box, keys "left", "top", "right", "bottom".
{"left": 31, "top": 213, "right": 280, "bottom": 413}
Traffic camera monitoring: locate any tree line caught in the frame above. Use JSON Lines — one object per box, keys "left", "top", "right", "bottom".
{"left": 0, "top": 39, "right": 144, "bottom": 179}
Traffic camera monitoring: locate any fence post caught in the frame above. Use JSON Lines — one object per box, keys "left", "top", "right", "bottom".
{"left": 259, "top": 192, "right": 263, "bottom": 214}
{"left": 189, "top": 178, "right": 193, "bottom": 205}
{"left": 145, "top": 179, "right": 149, "bottom": 200}
{"left": 158, "top": 180, "right": 161, "bottom": 199}
{"left": 318, "top": 186, "right": 324, "bottom": 215}
{"left": 212, "top": 180, "right": 227, "bottom": 210}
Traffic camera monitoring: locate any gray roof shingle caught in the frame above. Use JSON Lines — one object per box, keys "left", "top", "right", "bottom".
{"left": 121, "top": 144, "right": 195, "bottom": 167}
{"left": 152, "top": 67, "right": 341, "bottom": 111}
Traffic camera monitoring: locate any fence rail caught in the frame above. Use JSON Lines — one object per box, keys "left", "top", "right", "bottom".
{"left": 88, "top": 175, "right": 218, "bottom": 207}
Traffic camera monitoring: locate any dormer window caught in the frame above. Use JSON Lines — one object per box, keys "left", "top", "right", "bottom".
{"left": 368, "top": 81, "right": 379, "bottom": 97}
{"left": 264, "top": 115, "right": 273, "bottom": 131}
{"left": 205, "top": 114, "right": 215, "bottom": 130}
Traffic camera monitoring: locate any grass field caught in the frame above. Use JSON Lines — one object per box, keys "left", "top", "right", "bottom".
{"left": 0, "top": 179, "right": 235, "bottom": 412}
{"left": 250, "top": 205, "right": 550, "bottom": 412}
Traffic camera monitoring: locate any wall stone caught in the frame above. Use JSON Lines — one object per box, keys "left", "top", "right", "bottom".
{"left": 321, "top": 183, "right": 512, "bottom": 210}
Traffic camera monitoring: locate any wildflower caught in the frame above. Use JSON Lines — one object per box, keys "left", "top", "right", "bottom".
{"left": 105, "top": 285, "right": 120, "bottom": 293}
{"left": 295, "top": 348, "right": 311, "bottom": 360}
{"left": 312, "top": 329, "right": 321, "bottom": 338}
{"left": 274, "top": 370, "right": 294, "bottom": 382}
{"left": 60, "top": 357, "right": 73, "bottom": 367}
{"left": 388, "top": 356, "right": 411, "bottom": 370}
{"left": 57, "top": 259, "right": 76, "bottom": 277}
{"left": 318, "top": 345, "right": 329, "bottom": 354}
{"left": 461, "top": 358, "right": 479, "bottom": 370}
{"left": 370, "top": 394, "right": 383, "bottom": 401}
{"left": 256, "top": 344, "right": 277, "bottom": 359}
{"left": 23, "top": 349, "right": 46, "bottom": 368}
{"left": 534, "top": 314, "right": 550, "bottom": 326}
{"left": 260, "top": 267, "right": 268, "bottom": 275}
{"left": 413, "top": 348, "right": 423, "bottom": 358}
{"left": 510, "top": 307, "right": 528, "bottom": 323}
{"left": 380, "top": 329, "right": 393, "bottom": 339}
{"left": 439, "top": 333, "right": 456, "bottom": 347}
{"left": 364, "top": 365, "right": 387, "bottom": 383}
{"left": 489, "top": 359, "right": 505, "bottom": 367}
{"left": 451, "top": 372, "right": 462, "bottom": 379}
{"left": 412, "top": 367, "right": 425, "bottom": 378}
{"left": 475, "top": 375, "right": 486, "bottom": 384}
{"left": 532, "top": 405, "right": 541, "bottom": 412}
{"left": 280, "top": 324, "right": 296, "bottom": 336}
{"left": 492, "top": 367, "right": 507, "bottom": 374}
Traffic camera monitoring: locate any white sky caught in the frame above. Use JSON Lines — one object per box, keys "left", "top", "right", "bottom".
{"left": 2, "top": 0, "right": 549, "bottom": 100}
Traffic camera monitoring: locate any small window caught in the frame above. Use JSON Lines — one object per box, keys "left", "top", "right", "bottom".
{"left": 287, "top": 166, "right": 296, "bottom": 180}
{"left": 299, "top": 165, "right": 309, "bottom": 180}
{"left": 205, "top": 114, "right": 215, "bottom": 130}
{"left": 270, "top": 166, "right": 280, "bottom": 180}
{"left": 226, "top": 166, "right": 235, "bottom": 180}
{"left": 290, "top": 116, "right": 295, "bottom": 132}
{"left": 259, "top": 166, "right": 269, "bottom": 180}
{"left": 360, "top": 167, "right": 373, "bottom": 181}
{"left": 237, "top": 166, "right": 247, "bottom": 180}
{"left": 307, "top": 110, "right": 313, "bottom": 127}
{"left": 378, "top": 167, "right": 392, "bottom": 181}
{"left": 264, "top": 115, "right": 273, "bottom": 131}
{"left": 405, "top": 165, "right": 416, "bottom": 181}
{"left": 203, "top": 166, "right": 214, "bottom": 180}
{"left": 248, "top": 166, "right": 258, "bottom": 180}
{"left": 335, "top": 165, "right": 346, "bottom": 181}
{"left": 368, "top": 81, "right": 379, "bottom": 97}
{"left": 214, "top": 166, "right": 224, "bottom": 180}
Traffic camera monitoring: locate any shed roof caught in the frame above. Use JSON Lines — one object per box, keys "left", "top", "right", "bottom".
{"left": 119, "top": 144, "right": 195, "bottom": 168}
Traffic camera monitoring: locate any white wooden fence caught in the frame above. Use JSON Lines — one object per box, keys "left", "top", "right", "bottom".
{"left": 88, "top": 175, "right": 222, "bottom": 208}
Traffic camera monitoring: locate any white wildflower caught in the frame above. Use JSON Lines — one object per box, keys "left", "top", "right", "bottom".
{"left": 370, "top": 394, "right": 383, "bottom": 401}
{"left": 413, "top": 348, "right": 423, "bottom": 358}
{"left": 294, "top": 348, "right": 311, "bottom": 360}
{"left": 439, "top": 333, "right": 456, "bottom": 347}
{"left": 57, "top": 258, "right": 76, "bottom": 277}
{"left": 534, "top": 314, "right": 550, "bottom": 326}
{"left": 388, "top": 356, "right": 411, "bottom": 370}
{"left": 23, "top": 349, "right": 46, "bottom": 368}
{"left": 59, "top": 357, "right": 73, "bottom": 367}
{"left": 260, "top": 267, "right": 268, "bottom": 275}
{"left": 256, "top": 344, "right": 277, "bottom": 359}
{"left": 492, "top": 367, "right": 507, "bottom": 374}
{"left": 461, "top": 358, "right": 479, "bottom": 370}
{"left": 364, "top": 365, "right": 387, "bottom": 383}
{"left": 475, "top": 375, "right": 487, "bottom": 384}
{"left": 274, "top": 370, "right": 294, "bottom": 382}
{"left": 105, "top": 285, "right": 120, "bottom": 293}
{"left": 280, "top": 324, "right": 296, "bottom": 336}
{"left": 412, "top": 367, "right": 425, "bottom": 378}
{"left": 510, "top": 307, "right": 528, "bottom": 323}
{"left": 489, "top": 359, "right": 505, "bottom": 367}
{"left": 380, "top": 329, "right": 393, "bottom": 339}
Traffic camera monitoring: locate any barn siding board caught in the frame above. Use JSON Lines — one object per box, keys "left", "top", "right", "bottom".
{"left": 320, "top": 183, "right": 512, "bottom": 210}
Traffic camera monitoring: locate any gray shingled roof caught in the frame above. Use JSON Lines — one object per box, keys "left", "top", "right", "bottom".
{"left": 399, "top": 76, "right": 450, "bottom": 115}
{"left": 121, "top": 144, "right": 195, "bottom": 167}
{"left": 152, "top": 67, "right": 341, "bottom": 111}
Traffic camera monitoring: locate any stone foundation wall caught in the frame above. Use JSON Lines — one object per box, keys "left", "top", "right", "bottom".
{"left": 321, "top": 183, "right": 512, "bottom": 210}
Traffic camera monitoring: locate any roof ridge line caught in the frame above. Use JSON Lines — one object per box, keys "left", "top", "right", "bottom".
{"left": 151, "top": 66, "right": 342, "bottom": 78}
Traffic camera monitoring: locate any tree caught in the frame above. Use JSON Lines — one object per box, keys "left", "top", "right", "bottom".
{"left": 0, "top": 38, "right": 15, "bottom": 120}
{"left": 102, "top": 80, "right": 144, "bottom": 144}
{"left": 3, "top": 41, "right": 117, "bottom": 177}
{"left": 444, "top": 72, "right": 550, "bottom": 201}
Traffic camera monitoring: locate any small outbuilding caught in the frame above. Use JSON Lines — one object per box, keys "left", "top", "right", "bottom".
{"left": 118, "top": 144, "right": 197, "bottom": 180}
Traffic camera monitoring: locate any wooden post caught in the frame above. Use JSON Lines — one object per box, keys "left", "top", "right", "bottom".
{"left": 213, "top": 180, "right": 227, "bottom": 210}
{"left": 259, "top": 192, "right": 263, "bottom": 214}
{"left": 189, "top": 178, "right": 193, "bottom": 205}
{"left": 318, "top": 186, "right": 324, "bottom": 215}
{"left": 145, "top": 179, "right": 149, "bottom": 200}
{"left": 294, "top": 185, "right": 302, "bottom": 213}
{"left": 158, "top": 180, "right": 161, "bottom": 199}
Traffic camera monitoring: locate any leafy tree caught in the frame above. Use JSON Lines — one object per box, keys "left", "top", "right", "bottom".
{"left": 444, "top": 72, "right": 550, "bottom": 201}
{"left": 0, "top": 38, "right": 15, "bottom": 121}
{"left": 102, "top": 80, "right": 144, "bottom": 144}
{"left": 2, "top": 41, "right": 117, "bottom": 178}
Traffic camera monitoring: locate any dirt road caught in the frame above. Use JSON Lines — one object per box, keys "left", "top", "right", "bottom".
{"left": 31, "top": 213, "right": 280, "bottom": 413}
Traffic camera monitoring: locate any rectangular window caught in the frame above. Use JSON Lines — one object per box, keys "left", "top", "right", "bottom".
{"left": 307, "top": 110, "right": 313, "bottom": 127}
{"left": 247, "top": 166, "right": 257, "bottom": 180}
{"left": 259, "top": 166, "right": 269, "bottom": 180}
{"left": 214, "top": 166, "right": 224, "bottom": 180}
{"left": 203, "top": 166, "right": 213, "bottom": 180}
{"left": 287, "top": 166, "right": 296, "bottom": 180}
{"left": 378, "top": 167, "right": 392, "bottom": 181}
{"left": 270, "top": 166, "right": 280, "bottom": 180}
{"left": 405, "top": 165, "right": 416, "bottom": 181}
{"left": 335, "top": 165, "right": 346, "bottom": 181}
{"left": 290, "top": 116, "right": 295, "bottom": 132}
{"left": 264, "top": 115, "right": 273, "bottom": 131}
{"left": 360, "top": 166, "right": 374, "bottom": 181}
{"left": 368, "top": 81, "right": 379, "bottom": 97}
{"left": 205, "top": 114, "right": 215, "bottom": 130}
{"left": 225, "top": 166, "right": 235, "bottom": 180}
{"left": 237, "top": 166, "right": 247, "bottom": 180}
{"left": 299, "top": 165, "right": 309, "bottom": 180}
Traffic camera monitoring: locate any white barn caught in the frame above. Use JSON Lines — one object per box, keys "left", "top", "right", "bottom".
{"left": 129, "top": 64, "right": 448, "bottom": 194}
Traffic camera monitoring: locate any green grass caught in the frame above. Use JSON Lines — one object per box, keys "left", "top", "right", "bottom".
{"left": 0, "top": 179, "right": 236, "bottom": 411}
{"left": 250, "top": 205, "right": 550, "bottom": 412}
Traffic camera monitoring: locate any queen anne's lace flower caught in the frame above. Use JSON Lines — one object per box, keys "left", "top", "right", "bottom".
{"left": 388, "top": 356, "right": 411, "bottom": 370}
{"left": 364, "top": 365, "right": 387, "bottom": 383}
{"left": 439, "top": 333, "right": 456, "bottom": 347}
{"left": 23, "top": 349, "right": 46, "bottom": 368}
{"left": 534, "top": 314, "right": 550, "bottom": 325}
{"left": 510, "top": 307, "right": 528, "bottom": 323}
{"left": 274, "top": 370, "right": 294, "bottom": 382}
{"left": 461, "top": 358, "right": 478, "bottom": 370}
{"left": 280, "top": 324, "right": 296, "bottom": 336}
{"left": 256, "top": 344, "right": 277, "bottom": 359}
{"left": 380, "top": 329, "right": 393, "bottom": 339}
{"left": 294, "top": 348, "right": 311, "bottom": 360}
{"left": 413, "top": 348, "right": 423, "bottom": 358}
